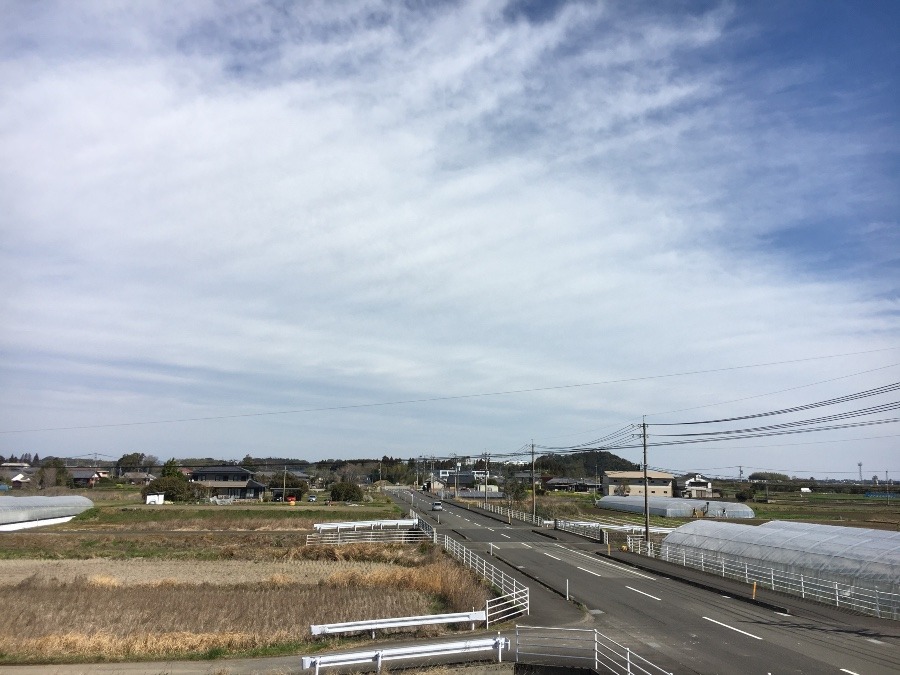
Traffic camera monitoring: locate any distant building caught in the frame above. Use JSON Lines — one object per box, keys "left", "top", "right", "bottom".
{"left": 675, "top": 473, "right": 713, "bottom": 499}
{"left": 190, "top": 466, "right": 266, "bottom": 500}
{"left": 601, "top": 470, "right": 674, "bottom": 497}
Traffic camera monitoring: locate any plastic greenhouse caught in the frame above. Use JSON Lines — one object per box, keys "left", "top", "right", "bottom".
{"left": 657, "top": 520, "right": 900, "bottom": 618}
{"left": 0, "top": 495, "right": 93, "bottom": 530}
{"left": 596, "top": 495, "right": 755, "bottom": 518}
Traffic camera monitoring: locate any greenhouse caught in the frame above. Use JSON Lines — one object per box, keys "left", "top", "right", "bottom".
{"left": 657, "top": 520, "right": 900, "bottom": 618}
{"left": 0, "top": 495, "right": 94, "bottom": 530}
{"left": 596, "top": 495, "right": 755, "bottom": 519}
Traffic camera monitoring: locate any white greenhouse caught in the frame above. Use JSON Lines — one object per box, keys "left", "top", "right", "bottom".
{"left": 656, "top": 520, "right": 900, "bottom": 619}
{"left": 0, "top": 495, "right": 94, "bottom": 530}
{"left": 596, "top": 495, "right": 756, "bottom": 518}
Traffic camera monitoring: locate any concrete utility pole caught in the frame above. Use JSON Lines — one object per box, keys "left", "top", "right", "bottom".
{"left": 484, "top": 453, "right": 490, "bottom": 510}
{"left": 642, "top": 419, "right": 650, "bottom": 546}
{"left": 531, "top": 441, "right": 536, "bottom": 520}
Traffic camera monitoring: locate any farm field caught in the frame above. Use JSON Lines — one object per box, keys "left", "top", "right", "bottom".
{"left": 0, "top": 497, "right": 491, "bottom": 665}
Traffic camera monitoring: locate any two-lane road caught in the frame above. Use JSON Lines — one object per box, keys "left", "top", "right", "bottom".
{"left": 396, "top": 491, "right": 900, "bottom": 674}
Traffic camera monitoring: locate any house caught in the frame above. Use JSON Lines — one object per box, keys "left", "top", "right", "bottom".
{"left": 11, "top": 473, "right": 31, "bottom": 489}
{"left": 676, "top": 473, "right": 713, "bottom": 499}
{"left": 122, "top": 471, "right": 156, "bottom": 485}
{"left": 70, "top": 469, "right": 102, "bottom": 488}
{"left": 601, "top": 470, "right": 674, "bottom": 497}
{"left": 190, "top": 465, "right": 266, "bottom": 500}
{"left": 545, "top": 477, "right": 578, "bottom": 491}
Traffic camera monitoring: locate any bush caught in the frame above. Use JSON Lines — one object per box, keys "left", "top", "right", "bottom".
{"left": 141, "top": 477, "right": 206, "bottom": 503}
{"left": 329, "top": 482, "right": 363, "bottom": 502}
{"left": 735, "top": 488, "right": 754, "bottom": 502}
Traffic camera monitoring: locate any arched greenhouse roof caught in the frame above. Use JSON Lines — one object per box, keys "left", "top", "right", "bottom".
{"left": 0, "top": 495, "right": 94, "bottom": 526}
{"left": 597, "top": 495, "right": 755, "bottom": 518}
{"left": 662, "top": 520, "right": 900, "bottom": 586}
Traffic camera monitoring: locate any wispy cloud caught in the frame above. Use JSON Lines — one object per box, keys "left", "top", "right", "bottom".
{"left": 1, "top": 1, "right": 897, "bottom": 474}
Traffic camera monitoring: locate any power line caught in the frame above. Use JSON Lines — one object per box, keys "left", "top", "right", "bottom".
{"left": 5, "top": 346, "right": 895, "bottom": 435}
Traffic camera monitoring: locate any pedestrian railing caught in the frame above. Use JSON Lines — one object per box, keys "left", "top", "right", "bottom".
{"left": 476, "top": 501, "right": 548, "bottom": 526}
{"left": 441, "top": 534, "right": 529, "bottom": 625}
{"left": 632, "top": 540, "right": 899, "bottom": 620}
{"left": 514, "top": 626, "right": 672, "bottom": 675}
{"left": 556, "top": 520, "right": 609, "bottom": 543}
{"left": 310, "top": 611, "right": 486, "bottom": 638}
{"left": 301, "top": 636, "right": 509, "bottom": 674}
{"left": 305, "top": 529, "right": 430, "bottom": 545}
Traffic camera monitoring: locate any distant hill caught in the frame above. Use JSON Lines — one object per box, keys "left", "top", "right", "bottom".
{"left": 535, "top": 449, "right": 639, "bottom": 478}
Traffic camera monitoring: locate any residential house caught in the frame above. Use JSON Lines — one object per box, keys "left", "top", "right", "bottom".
{"left": 190, "top": 465, "right": 266, "bottom": 500}
{"left": 70, "top": 469, "right": 102, "bottom": 488}
{"left": 676, "top": 473, "right": 714, "bottom": 499}
{"left": 601, "top": 470, "right": 674, "bottom": 497}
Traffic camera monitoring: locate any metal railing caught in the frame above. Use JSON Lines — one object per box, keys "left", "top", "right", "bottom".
{"left": 441, "top": 534, "right": 529, "bottom": 625}
{"left": 310, "top": 611, "right": 486, "bottom": 637}
{"left": 632, "top": 540, "right": 900, "bottom": 620}
{"left": 302, "top": 636, "right": 508, "bottom": 674}
{"left": 305, "top": 529, "right": 430, "bottom": 545}
{"left": 475, "top": 501, "right": 548, "bottom": 526}
{"left": 514, "top": 626, "right": 672, "bottom": 675}
{"left": 556, "top": 520, "right": 609, "bottom": 543}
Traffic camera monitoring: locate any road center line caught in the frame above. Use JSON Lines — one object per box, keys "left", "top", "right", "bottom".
{"left": 702, "top": 616, "right": 763, "bottom": 640}
{"left": 554, "top": 547, "right": 656, "bottom": 580}
{"left": 577, "top": 566, "right": 602, "bottom": 577}
{"left": 521, "top": 543, "right": 532, "bottom": 548}
{"left": 500, "top": 533, "right": 511, "bottom": 538}
{"left": 626, "top": 586, "right": 661, "bottom": 601}
{"left": 840, "top": 669, "right": 861, "bottom": 675}
{"left": 543, "top": 553, "right": 562, "bottom": 561}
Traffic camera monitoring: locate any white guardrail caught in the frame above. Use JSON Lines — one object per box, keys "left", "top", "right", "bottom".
{"left": 302, "top": 636, "right": 509, "bottom": 674}
{"left": 311, "top": 611, "right": 486, "bottom": 638}
{"left": 475, "top": 501, "right": 549, "bottom": 527}
{"left": 514, "top": 626, "right": 672, "bottom": 675}
{"left": 634, "top": 540, "right": 900, "bottom": 621}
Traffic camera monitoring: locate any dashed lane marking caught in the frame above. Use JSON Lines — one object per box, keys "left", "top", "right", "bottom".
{"left": 577, "top": 566, "right": 602, "bottom": 577}
{"left": 702, "top": 616, "right": 762, "bottom": 640}
{"left": 543, "top": 553, "right": 562, "bottom": 561}
{"left": 626, "top": 586, "right": 661, "bottom": 601}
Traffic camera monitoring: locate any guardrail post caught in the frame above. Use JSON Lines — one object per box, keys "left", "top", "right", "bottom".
{"left": 800, "top": 575, "right": 805, "bottom": 599}
{"left": 376, "top": 650, "right": 383, "bottom": 673}
{"left": 496, "top": 634, "right": 504, "bottom": 662}
{"left": 626, "top": 647, "right": 632, "bottom": 674}
{"left": 835, "top": 582, "right": 840, "bottom": 607}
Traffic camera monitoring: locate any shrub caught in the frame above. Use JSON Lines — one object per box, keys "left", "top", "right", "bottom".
{"left": 329, "top": 482, "right": 363, "bottom": 502}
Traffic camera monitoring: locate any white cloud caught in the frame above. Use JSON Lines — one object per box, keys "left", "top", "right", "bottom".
{"left": 0, "top": 1, "right": 897, "bottom": 474}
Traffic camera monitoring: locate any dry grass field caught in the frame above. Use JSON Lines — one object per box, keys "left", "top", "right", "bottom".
{"left": 0, "top": 500, "right": 492, "bottom": 665}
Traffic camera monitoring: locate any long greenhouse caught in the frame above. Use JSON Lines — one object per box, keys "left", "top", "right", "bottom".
{"left": 657, "top": 520, "right": 900, "bottom": 619}
{"left": 596, "top": 495, "right": 756, "bottom": 518}
{"left": 0, "top": 495, "right": 94, "bottom": 530}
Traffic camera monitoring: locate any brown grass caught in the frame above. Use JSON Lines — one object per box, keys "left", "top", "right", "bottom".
{"left": 0, "top": 549, "right": 492, "bottom": 663}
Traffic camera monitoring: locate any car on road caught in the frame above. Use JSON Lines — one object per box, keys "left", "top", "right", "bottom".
{"left": 308, "top": 495, "right": 317, "bottom": 502}
{"left": 431, "top": 501, "right": 443, "bottom": 511}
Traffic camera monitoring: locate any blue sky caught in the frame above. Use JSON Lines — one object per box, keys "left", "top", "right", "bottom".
{"left": 1, "top": 1, "right": 898, "bottom": 478}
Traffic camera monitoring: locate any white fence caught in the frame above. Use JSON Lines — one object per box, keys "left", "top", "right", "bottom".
{"left": 441, "top": 534, "right": 530, "bottom": 626}
{"left": 476, "top": 501, "right": 548, "bottom": 527}
{"left": 305, "top": 529, "right": 430, "bottom": 545}
{"left": 514, "top": 626, "right": 672, "bottom": 675}
{"left": 302, "top": 636, "right": 508, "bottom": 674}
{"left": 556, "top": 520, "right": 609, "bottom": 543}
{"left": 310, "top": 611, "right": 486, "bottom": 637}
{"left": 634, "top": 540, "right": 900, "bottom": 620}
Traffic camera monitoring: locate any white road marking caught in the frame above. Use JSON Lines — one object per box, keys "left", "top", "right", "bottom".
{"left": 543, "top": 553, "right": 562, "bottom": 561}
{"left": 702, "top": 616, "right": 763, "bottom": 640}
{"left": 577, "top": 566, "right": 602, "bottom": 577}
{"left": 552, "top": 546, "right": 656, "bottom": 580}
{"left": 500, "top": 533, "right": 511, "bottom": 538}
{"left": 486, "top": 528, "right": 494, "bottom": 531}
{"left": 866, "top": 638, "right": 884, "bottom": 644}
{"left": 840, "top": 669, "right": 861, "bottom": 675}
{"left": 627, "top": 586, "right": 661, "bottom": 601}
{"left": 775, "top": 612, "right": 791, "bottom": 617}
{"left": 521, "top": 543, "right": 532, "bottom": 549}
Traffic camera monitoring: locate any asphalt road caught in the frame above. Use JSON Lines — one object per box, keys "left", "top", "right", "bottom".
{"left": 401, "top": 490, "right": 900, "bottom": 675}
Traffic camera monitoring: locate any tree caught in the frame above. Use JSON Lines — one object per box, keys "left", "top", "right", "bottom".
{"left": 330, "top": 482, "right": 363, "bottom": 502}
{"left": 748, "top": 472, "right": 791, "bottom": 483}
{"left": 116, "top": 452, "right": 145, "bottom": 474}
{"left": 614, "top": 483, "right": 631, "bottom": 497}
{"left": 267, "top": 471, "right": 308, "bottom": 499}
{"left": 505, "top": 479, "right": 526, "bottom": 505}
{"left": 141, "top": 476, "right": 206, "bottom": 503}
{"left": 37, "top": 458, "right": 70, "bottom": 488}
{"left": 161, "top": 458, "right": 186, "bottom": 480}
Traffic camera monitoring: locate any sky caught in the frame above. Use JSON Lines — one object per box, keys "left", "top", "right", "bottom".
{"left": 1, "top": 0, "right": 898, "bottom": 478}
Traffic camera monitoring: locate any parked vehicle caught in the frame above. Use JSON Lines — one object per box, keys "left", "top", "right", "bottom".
{"left": 308, "top": 495, "right": 317, "bottom": 502}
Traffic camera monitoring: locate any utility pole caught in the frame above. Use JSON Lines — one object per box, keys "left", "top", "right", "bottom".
{"left": 282, "top": 465, "right": 287, "bottom": 502}
{"left": 484, "top": 452, "right": 490, "bottom": 510}
{"left": 531, "top": 441, "right": 536, "bottom": 520}
{"left": 642, "top": 419, "right": 650, "bottom": 547}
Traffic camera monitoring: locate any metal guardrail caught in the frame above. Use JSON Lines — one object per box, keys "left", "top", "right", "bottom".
{"left": 476, "top": 501, "right": 548, "bottom": 526}
{"left": 310, "top": 610, "right": 486, "bottom": 637}
{"left": 313, "top": 519, "right": 417, "bottom": 531}
{"left": 633, "top": 540, "right": 900, "bottom": 620}
{"left": 514, "top": 625, "right": 672, "bottom": 675}
{"left": 302, "top": 636, "right": 509, "bottom": 674}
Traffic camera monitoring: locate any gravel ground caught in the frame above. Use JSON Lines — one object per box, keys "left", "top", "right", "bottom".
{"left": 0, "top": 558, "right": 395, "bottom": 585}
